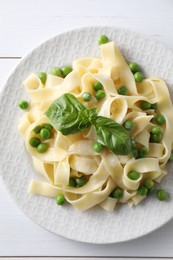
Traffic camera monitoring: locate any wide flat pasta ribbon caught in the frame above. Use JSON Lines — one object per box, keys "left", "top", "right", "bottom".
{"left": 19, "top": 40, "right": 173, "bottom": 212}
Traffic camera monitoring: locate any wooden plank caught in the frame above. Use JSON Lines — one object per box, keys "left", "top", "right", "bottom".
{"left": 0, "top": 0, "right": 173, "bottom": 56}
{"left": 0, "top": 0, "right": 172, "bottom": 17}
{"left": 0, "top": 59, "right": 20, "bottom": 86}
{"left": 0, "top": 258, "right": 171, "bottom": 260}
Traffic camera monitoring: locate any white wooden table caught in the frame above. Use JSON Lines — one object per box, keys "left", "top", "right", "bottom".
{"left": 0, "top": 0, "right": 173, "bottom": 259}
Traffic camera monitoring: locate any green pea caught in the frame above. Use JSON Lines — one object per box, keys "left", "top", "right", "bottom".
{"left": 68, "top": 177, "right": 76, "bottom": 187}
{"left": 140, "top": 101, "right": 152, "bottom": 110}
{"left": 95, "top": 90, "right": 106, "bottom": 100}
{"left": 144, "top": 179, "right": 154, "bottom": 189}
{"left": 150, "top": 127, "right": 163, "bottom": 142}
{"left": 134, "top": 72, "right": 144, "bottom": 82}
{"left": 131, "top": 149, "right": 139, "bottom": 159}
{"left": 33, "top": 125, "right": 43, "bottom": 134}
{"left": 92, "top": 141, "right": 104, "bottom": 153}
{"left": 111, "top": 187, "right": 123, "bottom": 199}
{"left": 82, "top": 92, "right": 92, "bottom": 102}
{"left": 138, "top": 185, "right": 148, "bottom": 196}
{"left": 169, "top": 151, "right": 173, "bottom": 161}
{"left": 157, "top": 189, "right": 168, "bottom": 201}
{"left": 56, "top": 194, "right": 66, "bottom": 205}
{"left": 61, "top": 66, "right": 72, "bottom": 77}
{"left": 150, "top": 132, "right": 163, "bottom": 143}
{"left": 93, "top": 81, "right": 103, "bottom": 91}
{"left": 42, "top": 123, "right": 53, "bottom": 132}
{"left": 40, "top": 128, "right": 51, "bottom": 140}
{"left": 75, "top": 176, "right": 87, "bottom": 187}
{"left": 37, "top": 143, "right": 48, "bottom": 153}
{"left": 151, "top": 126, "right": 162, "bottom": 135}
{"left": 129, "top": 62, "right": 141, "bottom": 74}
{"left": 128, "top": 171, "right": 141, "bottom": 180}
{"left": 98, "top": 35, "right": 109, "bottom": 45}
{"left": 131, "top": 139, "right": 137, "bottom": 149}
{"left": 51, "top": 67, "right": 63, "bottom": 77}
{"left": 29, "top": 137, "right": 41, "bottom": 147}
{"left": 139, "top": 146, "right": 148, "bottom": 158}
{"left": 117, "top": 86, "right": 128, "bottom": 95}
{"left": 123, "top": 120, "right": 135, "bottom": 131}
{"left": 155, "top": 115, "right": 166, "bottom": 125}
{"left": 151, "top": 103, "right": 157, "bottom": 110}
{"left": 18, "top": 100, "right": 29, "bottom": 110}
{"left": 38, "top": 72, "right": 47, "bottom": 84}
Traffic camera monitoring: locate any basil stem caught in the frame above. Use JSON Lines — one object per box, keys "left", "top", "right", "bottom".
{"left": 45, "top": 93, "right": 132, "bottom": 155}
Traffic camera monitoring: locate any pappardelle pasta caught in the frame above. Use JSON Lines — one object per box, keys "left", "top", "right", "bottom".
{"left": 18, "top": 35, "right": 173, "bottom": 211}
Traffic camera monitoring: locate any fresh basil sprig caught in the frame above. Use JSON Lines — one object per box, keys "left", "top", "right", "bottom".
{"left": 45, "top": 93, "right": 132, "bottom": 155}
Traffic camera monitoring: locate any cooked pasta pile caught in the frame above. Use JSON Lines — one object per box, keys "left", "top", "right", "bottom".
{"left": 18, "top": 40, "right": 173, "bottom": 211}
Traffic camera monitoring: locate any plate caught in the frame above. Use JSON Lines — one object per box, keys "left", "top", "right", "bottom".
{"left": 1, "top": 27, "right": 173, "bottom": 244}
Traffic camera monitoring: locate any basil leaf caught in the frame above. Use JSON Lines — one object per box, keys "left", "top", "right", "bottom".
{"left": 45, "top": 93, "right": 97, "bottom": 135}
{"left": 93, "top": 116, "right": 132, "bottom": 155}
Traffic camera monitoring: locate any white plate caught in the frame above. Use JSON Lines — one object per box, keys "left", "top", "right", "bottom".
{"left": 1, "top": 27, "right": 173, "bottom": 244}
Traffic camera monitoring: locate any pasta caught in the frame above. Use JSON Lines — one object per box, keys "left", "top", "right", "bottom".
{"left": 18, "top": 39, "right": 173, "bottom": 212}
